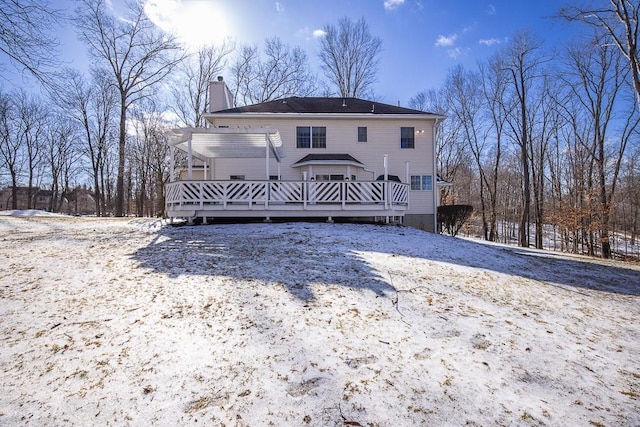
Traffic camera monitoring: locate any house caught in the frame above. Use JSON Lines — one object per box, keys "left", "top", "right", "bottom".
{"left": 166, "top": 78, "right": 445, "bottom": 232}
{"left": 0, "top": 187, "right": 52, "bottom": 211}
{"left": 0, "top": 186, "right": 96, "bottom": 215}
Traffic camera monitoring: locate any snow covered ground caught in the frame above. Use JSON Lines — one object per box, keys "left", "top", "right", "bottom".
{"left": 0, "top": 213, "right": 639, "bottom": 426}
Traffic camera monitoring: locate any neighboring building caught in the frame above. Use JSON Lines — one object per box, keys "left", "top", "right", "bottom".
{"left": 166, "top": 78, "right": 445, "bottom": 232}
{"left": 0, "top": 187, "right": 51, "bottom": 211}
{"left": 0, "top": 186, "right": 96, "bottom": 215}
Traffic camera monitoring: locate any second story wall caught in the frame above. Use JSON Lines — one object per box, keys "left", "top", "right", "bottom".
{"left": 206, "top": 115, "right": 435, "bottom": 182}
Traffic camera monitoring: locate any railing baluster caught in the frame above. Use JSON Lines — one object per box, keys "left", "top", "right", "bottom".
{"left": 165, "top": 180, "right": 409, "bottom": 213}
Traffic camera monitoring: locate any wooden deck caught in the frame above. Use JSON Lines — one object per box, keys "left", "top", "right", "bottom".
{"left": 166, "top": 180, "right": 409, "bottom": 221}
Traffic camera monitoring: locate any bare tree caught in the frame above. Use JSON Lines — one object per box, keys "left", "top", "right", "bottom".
{"left": 171, "top": 41, "right": 233, "bottom": 127}
{"left": 14, "top": 90, "right": 46, "bottom": 208}
{"left": 75, "top": 0, "right": 183, "bottom": 216}
{"left": 44, "top": 115, "right": 80, "bottom": 212}
{"left": 446, "top": 66, "right": 496, "bottom": 239}
{"left": 130, "top": 101, "right": 171, "bottom": 217}
{"left": 479, "top": 55, "right": 510, "bottom": 242}
{"left": 0, "top": 0, "right": 62, "bottom": 83}
{"left": 502, "top": 31, "right": 548, "bottom": 248}
{"left": 408, "top": 91, "right": 430, "bottom": 112}
{"left": 564, "top": 33, "right": 640, "bottom": 258}
{"left": 0, "top": 90, "right": 21, "bottom": 209}
{"left": 231, "top": 38, "right": 317, "bottom": 106}
{"left": 318, "top": 16, "right": 382, "bottom": 98}
{"left": 55, "top": 69, "right": 117, "bottom": 216}
{"left": 559, "top": 1, "right": 640, "bottom": 109}
{"left": 529, "top": 76, "right": 560, "bottom": 249}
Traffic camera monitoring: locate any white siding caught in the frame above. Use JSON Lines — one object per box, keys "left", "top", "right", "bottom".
{"left": 207, "top": 116, "right": 436, "bottom": 214}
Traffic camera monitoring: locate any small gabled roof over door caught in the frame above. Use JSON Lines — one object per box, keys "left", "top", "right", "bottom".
{"left": 291, "top": 153, "right": 365, "bottom": 168}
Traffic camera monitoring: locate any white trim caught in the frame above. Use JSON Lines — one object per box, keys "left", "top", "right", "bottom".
{"left": 291, "top": 159, "right": 364, "bottom": 168}
{"left": 433, "top": 118, "right": 442, "bottom": 232}
{"left": 205, "top": 112, "right": 446, "bottom": 121}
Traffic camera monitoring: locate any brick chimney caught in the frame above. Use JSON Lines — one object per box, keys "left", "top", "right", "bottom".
{"left": 209, "top": 76, "right": 234, "bottom": 112}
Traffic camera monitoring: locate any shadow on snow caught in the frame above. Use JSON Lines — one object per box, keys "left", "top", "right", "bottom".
{"left": 130, "top": 221, "right": 640, "bottom": 300}
{"left": 132, "top": 221, "right": 397, "bottom": 301}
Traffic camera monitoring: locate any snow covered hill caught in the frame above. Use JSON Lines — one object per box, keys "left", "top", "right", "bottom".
{"left": 0, "top": 214, "right": 638, "bottom": 425}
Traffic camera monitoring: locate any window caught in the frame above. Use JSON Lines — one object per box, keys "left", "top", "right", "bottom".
{"left": 297, "top": 126, "right": 326, "bottom": 148}
{"left": 296, "top": 127, "right": 310, "bottom": 148}
{"left": 312, "top": 126, "right": 326, "bottom": 148}
{"left": 358, "top": 126, "right": 367, "bottom": 142}
{"left": 401, "top": 127, "right": 415, "bottom": 149}
{"left": 230, "top": 175, "right": 245, "bottom": 180}
{"left": 410, "top": 175, "right": 432, "bottom": 191}
{"left": 269, "top": 175, "right": 279, "bottom": 180}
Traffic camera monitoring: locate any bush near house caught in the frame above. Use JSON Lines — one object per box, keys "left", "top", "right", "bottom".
{"left": 438, "top": 204, "right": 474, "bottom": 236}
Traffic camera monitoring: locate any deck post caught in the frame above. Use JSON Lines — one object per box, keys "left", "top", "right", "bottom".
{"left": 342, "top": 181, "right": 346, "bottom": 209}
{"left": 265, "top": 134, "right": 270, "bottom": 180}
{"left": 187, "top": 136, "right": 193, "bottom": 180}
{"left": 169, "top": 145, "right": 175, "bottom": 182}
{"left": 405, "top": 161, "right": 410, "bottom": 210}
{"left": 383, "top": 154, "right": 389, "bottom": 210}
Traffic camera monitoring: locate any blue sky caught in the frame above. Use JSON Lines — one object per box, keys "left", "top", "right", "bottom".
{"left": 5, "top": 0, "right": 587, "bottom": 106}
{"left": 152, "top": 0, "right": 583, "bottom": 105}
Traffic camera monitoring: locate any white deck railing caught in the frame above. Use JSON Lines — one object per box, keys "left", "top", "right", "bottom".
{"left": 166, "top": 180, "right": 408, "bottom": 215}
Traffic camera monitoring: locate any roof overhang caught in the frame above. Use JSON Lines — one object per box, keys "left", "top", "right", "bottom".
{"left": 205, "top": 112, "right": 447, "bottom": 121}
{"left": 291, "top": 154, "right": 365, "bottom": 168}
{"left": 437, "top": 179, "right": 453, "bottom": 187}
{"left": 168, "top": 127, "right": 285, "bottom": 161}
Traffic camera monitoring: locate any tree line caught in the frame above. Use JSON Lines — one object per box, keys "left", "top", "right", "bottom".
{"left": 1, "top": 0, "right": 639, "bottom": 259}
{"left": 0, "top": 0, "right": 381, "bottom": 218}
{"left": 412, "top": 3, "right": 640, "bottom": 259}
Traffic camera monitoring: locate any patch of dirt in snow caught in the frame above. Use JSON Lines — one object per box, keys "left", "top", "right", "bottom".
{"left": 0, "top": 216, "right": 639, "bottom": 426}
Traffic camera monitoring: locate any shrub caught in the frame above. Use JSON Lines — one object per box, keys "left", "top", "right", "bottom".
{"left": 438, "top": 204, "right": 473, "bottom": 236}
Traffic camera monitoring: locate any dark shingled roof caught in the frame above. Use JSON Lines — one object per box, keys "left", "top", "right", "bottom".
{"left": 292, "top": 154, "right": 364, "bottom": 166}
{"left": 214, "top": 97, "right": 436, "bottom": 115}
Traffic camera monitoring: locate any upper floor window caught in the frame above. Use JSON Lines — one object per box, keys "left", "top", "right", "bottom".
{"left": 410, "top": 175, "right": 432, "bottom": 191}
{"left": 297, "top": 126, "right": 326, "bottom": 148}
{"left": 358, "top": 126, "right": 367, "bottom": 142}
{"left": 401, "top": 127, "right": 415, "bottom": 149}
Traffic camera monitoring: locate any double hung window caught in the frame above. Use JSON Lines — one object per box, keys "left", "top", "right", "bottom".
{"left": 401, "top": 127, "right": 415, "bottom": 148}
{"left": 410, "top": 175, "right": 432, "bottom": 191}
{"left": 297, "top": 126, "right": 326, "bottom": 148}
{"left": 357, "top": 126, "right": 367, "bottom": 142}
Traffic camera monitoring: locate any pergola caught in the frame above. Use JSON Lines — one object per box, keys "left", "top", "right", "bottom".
{"left": 167, "top": 127, "right": 285, "bottom": 181}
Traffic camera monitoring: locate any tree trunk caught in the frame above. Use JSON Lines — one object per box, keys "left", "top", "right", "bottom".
{"left": 10, "top": 175, "right": 18, "bottom": 210}
{"left": 115, "top": 99, "right": 127, "bottom": 217}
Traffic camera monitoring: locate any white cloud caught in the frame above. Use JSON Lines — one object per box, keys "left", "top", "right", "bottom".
{"left": 479, "top": 38, "right": 501, "bottom": 46}
{"left": 447, "top": 47, "right": 463, "bottom": 59}
{"left": 462, "top": 23, "right": 476, "bottom": 33}
{"left": 313, "top": 29, "right": 326, "bottom": 38}
{"left": 384, "top": 0, "right": 405, "bottom": 10}
{"left": 435, "top": 34, "right": 457, "bottom": 47}
{"left": 487, "top": 4, "right": 496, "bottom": 15}
{"left": 275, "top": 1, "right": 284, "bottom": 12}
